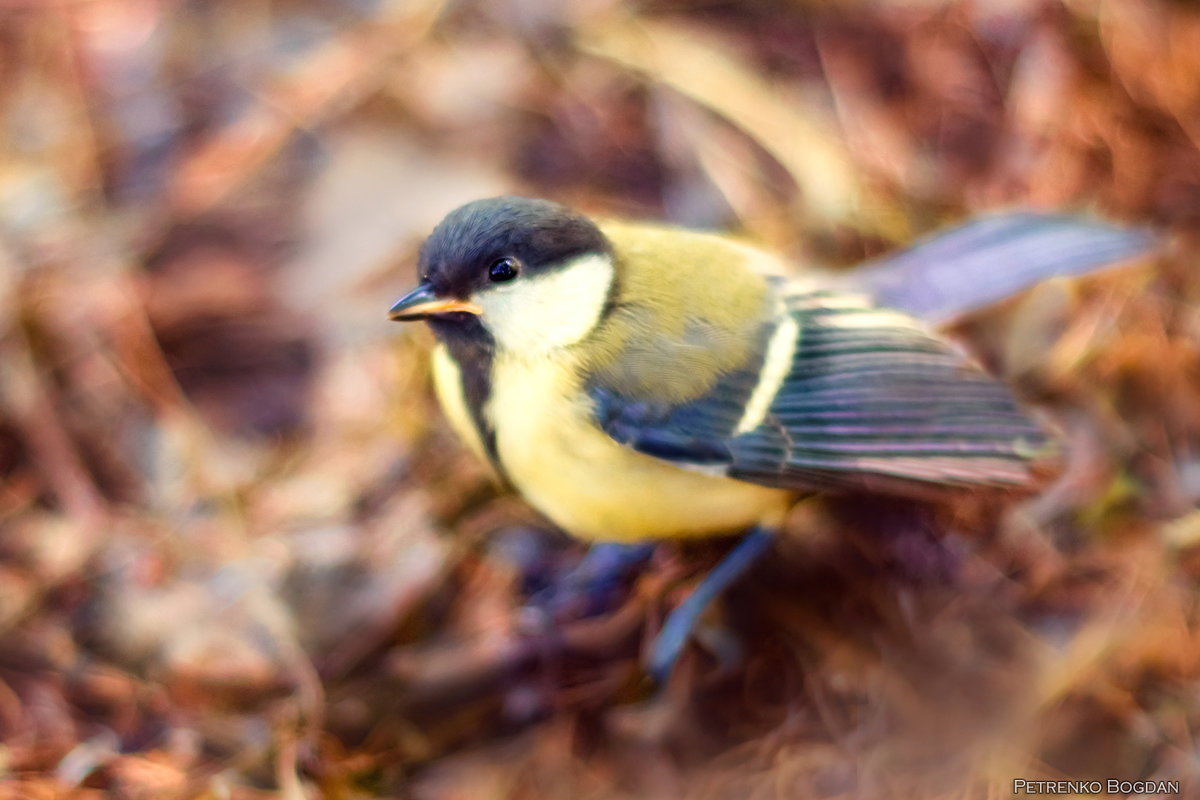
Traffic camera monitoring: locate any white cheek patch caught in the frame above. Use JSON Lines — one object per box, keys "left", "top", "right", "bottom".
{"left": 472, "top": 253, "right": 615, "bottom": 353}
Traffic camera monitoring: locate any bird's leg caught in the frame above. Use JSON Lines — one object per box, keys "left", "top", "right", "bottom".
{"left": 531, "top": 542, "right": 655, "bottom": 621}
{"left": 646, "top": 524, "right": 776, "bottom": 682}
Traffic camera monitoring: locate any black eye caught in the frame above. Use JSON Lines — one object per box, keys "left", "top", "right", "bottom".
{"left": 488, "top": 257, "right": 518, "bottom": 283}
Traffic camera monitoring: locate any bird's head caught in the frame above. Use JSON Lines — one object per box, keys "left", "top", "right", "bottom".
{"left": 389, "top": 196, "right": 615, "bottom": 353}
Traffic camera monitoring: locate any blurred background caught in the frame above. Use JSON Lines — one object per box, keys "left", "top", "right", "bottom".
{"left": 1, "top": 0, "right": 1199, "bottom": 797}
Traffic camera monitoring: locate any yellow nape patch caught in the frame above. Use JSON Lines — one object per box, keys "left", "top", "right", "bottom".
{"left": 581, "top": 222, "right": 779, "bottom": 405}
{"left": 489, "top": 351, "right": 790, "bottom": 542}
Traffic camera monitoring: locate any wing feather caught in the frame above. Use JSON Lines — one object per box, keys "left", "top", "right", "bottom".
{"left": 589, "top": 291, "right": 1048, "bottom": 493}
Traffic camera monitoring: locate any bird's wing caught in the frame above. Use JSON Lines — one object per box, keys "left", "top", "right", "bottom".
{"left": 588, "top": 290, "right": 1049, "bottom": 493}
{"left": 839, "top": 211, "right": 1158, "bottom": 325}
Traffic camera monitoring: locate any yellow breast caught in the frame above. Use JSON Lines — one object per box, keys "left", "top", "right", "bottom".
{"left": 475, "top": 351, "right": 790, "bottom": 543}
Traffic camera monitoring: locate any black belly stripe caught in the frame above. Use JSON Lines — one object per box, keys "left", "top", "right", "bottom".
{"left": 431, "top": 317, "right": 503, "bottom": 473}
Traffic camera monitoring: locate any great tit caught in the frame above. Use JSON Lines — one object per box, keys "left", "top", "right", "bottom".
{"left": 388, "top": 196, "right": 1152, "bottom": 676}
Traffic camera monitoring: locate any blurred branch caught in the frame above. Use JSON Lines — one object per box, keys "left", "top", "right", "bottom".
{"left": 0, "top": 307, "right": 105, "bottom": 529}
{"left": 168, "top": 0, "right": 448, "bottom": 216}
{"left": 581, "top": 19, "right": 898, "bottom": 238}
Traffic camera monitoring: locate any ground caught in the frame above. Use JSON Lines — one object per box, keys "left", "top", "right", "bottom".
{"left": 1, "top": 1, "right": 1199, "bottom": 798}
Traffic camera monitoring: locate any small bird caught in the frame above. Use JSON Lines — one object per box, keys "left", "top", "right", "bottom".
{"left": 389, "top": 196, "right": 1152, "bottom": 677}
